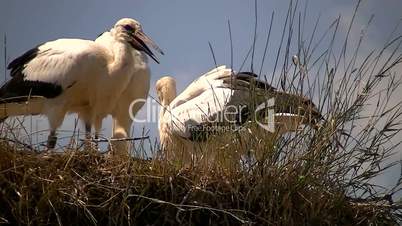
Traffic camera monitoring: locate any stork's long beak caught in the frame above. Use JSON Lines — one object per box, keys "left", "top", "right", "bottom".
{"left": 130, "top": 30, "right": 164, "bottom": 64}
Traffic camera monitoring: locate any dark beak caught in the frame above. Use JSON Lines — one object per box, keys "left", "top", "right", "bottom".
{"left": 130, "top": 30, "right": 164, "bottom": 64}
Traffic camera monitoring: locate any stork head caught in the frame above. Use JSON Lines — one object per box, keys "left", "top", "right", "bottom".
{"left": 112, "top": 18, "right": 164, "bottom": 64}
{"left": 273, "top": 92, "right": 324, "bottom": 129}
{"left": 156, "top": 76, "right": 177, "bottom": 107}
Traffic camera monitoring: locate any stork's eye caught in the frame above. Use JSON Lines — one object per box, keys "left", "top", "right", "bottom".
{"left": 123, "top": 25, "right": 135, "bottom": 32}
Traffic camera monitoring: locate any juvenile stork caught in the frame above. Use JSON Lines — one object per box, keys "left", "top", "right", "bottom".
{"left": 156, "top": 65, "right": 322, "bottom": 164}
{"left": 0, "top": 18, "right": 162, "bottom": 149}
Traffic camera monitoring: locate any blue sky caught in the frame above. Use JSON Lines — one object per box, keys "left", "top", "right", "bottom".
{"left": 0, "top": 0, "right": 401, "bottom": 179}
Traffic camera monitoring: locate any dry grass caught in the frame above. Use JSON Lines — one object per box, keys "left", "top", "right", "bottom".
{"left": 0, "top": 143, "right": 400, "bottom": 226}
{"left": 2, "top": 0, "right": 402, "bottom": 225}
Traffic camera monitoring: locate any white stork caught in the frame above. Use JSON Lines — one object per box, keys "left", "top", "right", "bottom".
{"left": 0, "top": 18, "right": 163, "bottom": 149}
{"left": 91, "top": 29, "right": 162, "bottom": 153}
{"left": 156, "top": 65, "right": 322, "bottom": 164}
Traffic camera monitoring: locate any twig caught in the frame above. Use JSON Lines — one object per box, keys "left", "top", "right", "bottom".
{"left": 251, "top": 0, "right": 258, "bottom": 73}
{"left": 80, "top": 136, "right": 149, "bottom": 143}
{"left": 3, "top": 33, "right": 6, "bottom": 82}
{"left": 128, "top": 194, "right": 249, "bottom": 224}
{"left": 208, "top": 41, "right": 218, "bottom": 69}
{"left": 0, "top": 137, "right": 36, "bottom": 151}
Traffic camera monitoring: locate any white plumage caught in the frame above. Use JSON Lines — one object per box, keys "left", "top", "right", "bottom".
{"left": 93, "top": 31, "right": 154, "bottom": 153}
{"left": 156, "top": 66, "right": 322, "bottom": 163}
{"left": 0, "top": 18, "right": 162, "bottom": 149}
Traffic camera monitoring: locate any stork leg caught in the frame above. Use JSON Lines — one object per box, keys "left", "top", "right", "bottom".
{"left": 93, "top": 117, "right": 103, "bottom": 151}
{"left": 47, "top": 130, "right": 57, "bottom": 149}
{"left": 110, "top": 115, "right": 132, "bottom": 157}
{"left": 110, "top": 98, "right": 146, "bottom": 157}
{"left": 84, "top": 122, "right": 97, "bottom": 150}
{"left": 85, "top": 123, "right": 92, "bottom": 140}
{"left": 46, "top": 108, "right": 65, "bottom": 150}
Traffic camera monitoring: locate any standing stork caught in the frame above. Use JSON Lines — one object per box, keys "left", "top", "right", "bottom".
{"left": 89, "top": 29, "right": 163, "bottom": 154}
{"left": 156, "top": 65, "right": 322, "bottom": 164}
{"left": 0, "top": 18, "right": 163, "bottom": 149}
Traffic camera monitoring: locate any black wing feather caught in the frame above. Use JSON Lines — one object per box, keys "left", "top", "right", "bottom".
{"left": 1, "top": 44, "right": 63, "bottom": 103}
{"left": 7, "top": 44, "right": 43, "bottom": 77}
{"left": 186, "top": 71, "right": 323, "bottom": 140}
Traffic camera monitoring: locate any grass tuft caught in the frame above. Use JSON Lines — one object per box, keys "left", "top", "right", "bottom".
{"left": 1, "top": 144, "right": 400, "bottom": 225}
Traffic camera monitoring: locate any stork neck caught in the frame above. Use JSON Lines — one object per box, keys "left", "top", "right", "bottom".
{"left": 159, "top": 88, "right": 176, "bottom": 123}
{"left": 159, "top": 97, "right": 173, "bottom": 116}
{"left": 161, "top": 98, "right": 172, "bottom": 108}
{"left": 163, "top": 89, "right": 177, "bottom": 108}
{"left": 158, "top": 101, "right": 169, "bottom": 136}
{"left": 109, "top": 42, "right": 133, "bottom": 75}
